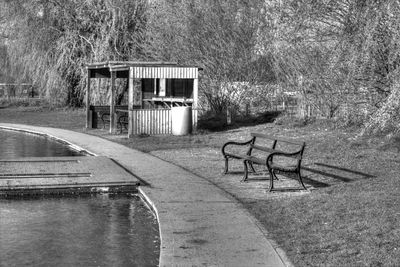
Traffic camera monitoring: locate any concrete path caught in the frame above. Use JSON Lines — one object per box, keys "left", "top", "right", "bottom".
{"left": 0, "top": 123, "right": 290, "bottom": 267}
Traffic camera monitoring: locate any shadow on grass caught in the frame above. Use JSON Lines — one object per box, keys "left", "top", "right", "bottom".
{"left": 301, "top": 176, "right": 330, "bottom": 188}
{"left": 226, "top": 171, "right": 246, "bottom": 175}
{"left": 243, "top": 177, "right": 270, "bottom": 182}
{"left": 301, "top": 163, "right": 376, "bottom": 187}
{"left": 198, "top": 111, "right": 281, "bottom": 132}
{"left": 224, "top": 161, "right": 375, "bottom": 189}
{"left": 302, "top": 166, "right": 353, "bottom": 182}
{"left": 314, "top": 163, "right": 376, "bottom": 178}
{"left": 238, "top": 169, "right": 331, "bottom": 188}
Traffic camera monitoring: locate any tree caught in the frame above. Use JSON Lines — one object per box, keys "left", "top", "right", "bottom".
{"left": 145, "top": 0, "right": 272, "bottom": 114}
{"left": 1, "top": 0, "right": 148, "bottom": 106}
{"left": 254, "top": 0, "right": 400, "bottom": 122}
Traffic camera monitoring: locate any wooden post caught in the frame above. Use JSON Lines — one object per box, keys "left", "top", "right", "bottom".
{"left": 159, "top": 78, "right": 166, "bottom": 97}
{"left": 192, "top": 78, "right": 199, "bottom": 130}
{"left": 226, "top": 107, "right": 232, "bottom": 125}
{"left": 134, "top": 79, "right": 143, "bottom": 108}
{"left": 110, "top": 71, "right": 116, "bottom": 134}
{"left": 86, "top": 68, "right": 91, "bottom": 128}
{"left": 128, "top": 67, "right": 134, "bottom": 138}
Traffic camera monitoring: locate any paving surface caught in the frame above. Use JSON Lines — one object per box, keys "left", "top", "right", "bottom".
{"left": 0, "top": 156, "right": 139, "bottom": 192}
{"left": 0, "top": 123, "right": 290, "bottom": 267}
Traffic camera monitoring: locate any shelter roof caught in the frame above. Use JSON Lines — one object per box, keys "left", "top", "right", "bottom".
{"left": 86, "top": 61, "right": 202, "bottom": 79}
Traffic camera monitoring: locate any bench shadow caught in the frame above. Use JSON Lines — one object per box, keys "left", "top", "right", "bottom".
{"left": 301, "top": 166, "right": 353, "bottom": 182}
{"left": 244, "top": 171, "right": 330, "bottom": 188}
{"left": 226, "top": 162, "right": 375, "bottom": 189}
{"left": 301, "top": 163, "right": 376, "bottom": 186}
{"left": 314, "top": 163, "right": 376, "bottom": 178}
{"left": 244, "top": 177, "right": 269, "bottom": 182}
{"left": 300, "top": 176, "right": 330, "bottom": 188}
{"left": 226, "top": 171, "right": 246, "bottom": 175}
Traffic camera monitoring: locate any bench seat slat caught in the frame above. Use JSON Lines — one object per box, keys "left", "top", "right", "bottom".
{"left": 269, "top": 162, "right": 298, "bottom": 172}
{"left": 225, "top": 154, "right": 298, "bottom": 171}
{"left": 224, "top": 154, "right": 266, "bottom": 165}
{"left": 244, "top": 156, "right": 265, "bottom": 165}
{"left": 223, "top": 153, "right": 248, "bottom": 160}
{"left": 223, "top": 153, "right": 266, "bottom": 163}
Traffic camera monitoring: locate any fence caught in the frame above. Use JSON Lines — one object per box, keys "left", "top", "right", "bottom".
{"left": 0, "top": 83, "right": 37, "bottom": 98}
{"left": 129, "top": 108, "right": 198, "bottom": 135}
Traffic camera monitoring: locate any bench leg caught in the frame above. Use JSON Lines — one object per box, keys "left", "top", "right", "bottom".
{"left": 297, "top": 171, "right": 307, "bottom": 190}
{"left": 249, "top": 162, "right": 256, "bottom": 173}
{"left": 223, "top": 157, "right": 229, "bottom": 174}
{"left": 241, "top": 160, "right": 249, "bottom": 182}
{"left": 272, "top": 170, "right": 279, "bottom": 180}
{"left": 268, "top": 168, "right": 275, "bottom": 191}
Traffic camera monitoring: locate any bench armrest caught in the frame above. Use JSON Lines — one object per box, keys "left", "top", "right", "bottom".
{"left": 266, "top": 150, "right": 303, "bottom": 168}
{"left": 118, "top": 114, "right": 128, "bottom": 123}
{"left": 101, "top": 112, "right": 110, "bottom": 121}
{"left": 221, "top": 139, "right": 253, "bottom": 156}
{"left": 267, "top": 150, "right": 302, "bottom": 160}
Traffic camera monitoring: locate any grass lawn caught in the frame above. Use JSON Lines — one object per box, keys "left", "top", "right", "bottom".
{"left": 1, "top": 106, "right": 400, "bottom": 266}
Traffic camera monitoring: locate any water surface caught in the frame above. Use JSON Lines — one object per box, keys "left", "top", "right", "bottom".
{"left": 0, "top": 128, "right": 82, "bottom": 159}
{"left": 0, "top": 194, "right": 160, "bottom": 266}
{"left": 0, "top": 129, "right": 160, "bottom": 266}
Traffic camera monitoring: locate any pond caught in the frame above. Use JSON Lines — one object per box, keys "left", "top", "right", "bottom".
{"left": 0, "top": 128, "right": 83, "bottom": 159}
{"left": 0, "top": 129, "right": 160, "bottom": 266}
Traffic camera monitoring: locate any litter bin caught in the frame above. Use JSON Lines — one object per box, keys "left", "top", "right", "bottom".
{"left": 171, "top": 106, "right": 192, "bottom": 135}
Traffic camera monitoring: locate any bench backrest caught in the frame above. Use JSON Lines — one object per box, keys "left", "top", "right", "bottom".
{"left": 251, "top": 132, "right": 304, "bottom": 146}
{"left": 249, "top": 132, "right": 305, "bottom": 160}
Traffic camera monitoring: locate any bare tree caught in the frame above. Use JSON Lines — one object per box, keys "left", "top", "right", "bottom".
{"left": 145, "top": 0, "right": 272, "bottom": 115}
{"left": 1, "top": 0, "right": 148, "bottom": 106}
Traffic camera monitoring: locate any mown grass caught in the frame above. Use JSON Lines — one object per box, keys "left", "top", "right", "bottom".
{"left": 248, "top": 179, "right": 400, "bottom": 266}
{"left": 1, "top": 106, "right": 400, "bottom": 266}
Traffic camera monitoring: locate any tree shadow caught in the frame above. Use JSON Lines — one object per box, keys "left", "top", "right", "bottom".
{"left": 198, "top": 111, "right": 281, "bottom": 132}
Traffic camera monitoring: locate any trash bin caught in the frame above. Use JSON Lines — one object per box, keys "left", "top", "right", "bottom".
{"left": 171, "top": 106, "right": 192, "bottom": 135}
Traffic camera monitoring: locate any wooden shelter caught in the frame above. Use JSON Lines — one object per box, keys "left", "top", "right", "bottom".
{"left": 85, "top": 61, "right": 202, "bottom": 137}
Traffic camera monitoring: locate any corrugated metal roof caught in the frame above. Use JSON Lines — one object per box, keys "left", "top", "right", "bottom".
{"left": 132, "top": 66, "right": 199, "bottom": 79}
{"left": 86, "top": 61, "right": 179, "bottom": 69}
{"left": 87, "top": 61, "right": 202, "bottom": 79}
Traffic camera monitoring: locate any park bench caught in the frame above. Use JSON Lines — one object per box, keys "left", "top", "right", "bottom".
{"left": 89, "top": 105, "right": 128, "bottom": 131}
{"left": 221, "top": 132, "right": 307, "bottom": 191}
{"left": 116, "top": 112, "right": 129, "bottom": 133}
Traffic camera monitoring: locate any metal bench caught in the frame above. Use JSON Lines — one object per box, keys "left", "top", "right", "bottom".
{"left": 89, "top": 105, "right": 128, "bottom": 130}
{"left": 116, "top": 109, "right": 129, "bottom": 133}
{"left": 222, "top": 132, "right": 307, "bottom": 191}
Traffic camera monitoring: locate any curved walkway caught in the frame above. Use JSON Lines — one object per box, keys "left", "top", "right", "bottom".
{"left": 0, "top": 123, "right": 289, "bottom": 267}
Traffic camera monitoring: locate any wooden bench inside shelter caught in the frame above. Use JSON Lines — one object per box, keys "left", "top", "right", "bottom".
{"left": 89, "top": 105, "right": 128, "bottom": 131}
{"left": 221, "top": 132, "right": 307, "bottom": 191}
